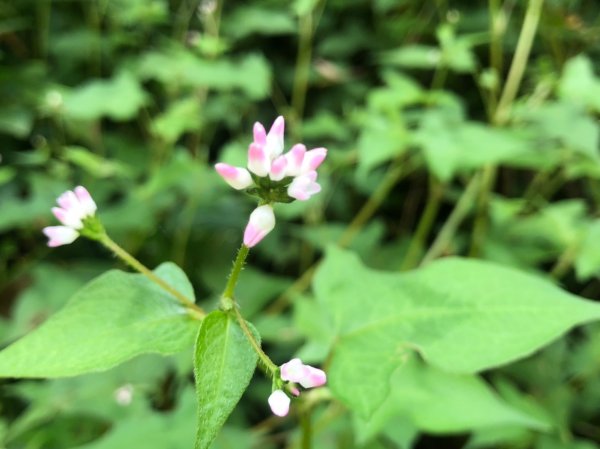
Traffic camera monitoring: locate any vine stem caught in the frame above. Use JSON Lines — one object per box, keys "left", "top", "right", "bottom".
{"left": 99, "top": 233, "right": 205, "bottom": 319}
{"left": 221, "top": 244, "right": 278, "bottom": 374}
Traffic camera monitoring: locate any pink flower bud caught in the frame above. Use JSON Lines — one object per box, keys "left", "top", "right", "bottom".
{"left": 253, "top": 122, "right": 267, "bottom": 146}
{"left": 43, "top": 226, "right": 79, "bottom": 247}
{"left": 287, "top": 171, "right": 321, "bottom": 201}
{"left": 264, "top": 116, "right": 285, "bottom": 158}
{"left": 269, "top": 155, "right": 288, "bottom": 181}
{"left": 302, "top": 147, "right": 327, "bottom": 173}
{"left": 299, "top": 366, "right": 327, "bottom": 388}
{"left": 280, "top": 358, "right": 310, "bottom": 383}
{"left": 243, "top": 205, "right": 276, "bottom": 247}
{"left": 74, "top": 186, "right": 97, "bottom": 217}
{"left": 280, "top": 358, "right": 327, "bottom": 389}
{"left": 215, "top": 163, "right": 253, "bottom": 190}
{"left": 268, "top": 389, "right": 290, "bottom": 417}
{"left": 247, "top": 143, "right": 270, "bottom": 176}
{"left": 284, "top": 144, "right": 306, "bottom": 177}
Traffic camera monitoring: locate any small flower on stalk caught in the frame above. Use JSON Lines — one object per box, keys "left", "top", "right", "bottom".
{"left": 43, "top": 186, "right": 103, "bottom": 247}
{"left": 268, "top": 389, "right": 291, "bottom": 417}
{"left": 268, "top": 358, "right": 327, "bottom": 417}
{"left": 243, "top": 204, "right": 275, "bottom": 248}
{"left": 280, "top": 358, "right": 327, "bottom": 389}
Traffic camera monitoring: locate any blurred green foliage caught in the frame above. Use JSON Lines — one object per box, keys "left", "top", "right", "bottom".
{"left": 2, "top": 0, "right": 600, "bottom": 448}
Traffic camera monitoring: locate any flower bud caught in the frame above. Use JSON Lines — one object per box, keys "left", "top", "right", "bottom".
{"left": 215, "top": 163, "right": 253, "bottom": 190}
{"left": 243, "top": 205, "right": 276, "bottom": 247}
{"left": 268, "top": 389, "right": 290, "bottom": 417}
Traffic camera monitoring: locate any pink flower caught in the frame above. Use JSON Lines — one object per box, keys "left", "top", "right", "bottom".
{"left": 43, "top": 226, "right": 79, "bottom": 247}
{"left": 268, "top": 389, "right": 290, "bottom": 417}
{"left": 287, "top": 171, "right": 322, "bottom": 201}
{"left": 243, "top": 205, "right": 275, "bottom": 248}
{"left": 280, "top": 358, "right": 327, "bottom": 389}
{"left": 43, "top": 186, "right": 97, "bottom": 247}
{"left": 215, "top": 163, "right": 253, "bottom": 190}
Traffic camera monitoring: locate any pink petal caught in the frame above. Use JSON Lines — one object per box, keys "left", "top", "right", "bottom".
{"left": 57, "top": 190, "right": 78, "bottom": 211}
{"left": 43, "top": 226, "right": 79, "bottom": 247}
{"left": 215, "top": 163, "right": 253, "bottom": 190}
{"left": 287, "top": 172, "right": 321, "bottom": 201}
{"left": 298, "top": 366, "right": 327, "bottom": 388}
{"left": 268, "top": 390, "right": 290, "bottom": 417}
{"left": 247, "top": 143, "right": 270, "bottom": 177}
{"left": 269, "top": 155, "right": 288, "bottom": 181}
{"left": 284, "top": 144, "right": 306, "bottom": 177}
{"left": 243, "top": 205, "right": 276, "bottom": 247}
{"left": 302, "top": 147, "right": 327, "bottom": 173}
{"left": 265, "top": 116, "right": 285, "bottom": 158}
{"left": 74, "top": 186, "right": 97, "bottom": 216}
{"left": 52, "top": 207, "right": 83, "bottom": 229}
{"left": 280, "top": 358, "right": 310, "bottom": 383}
{"left": 253, "top": 122, "right": 267, "bottom": 146}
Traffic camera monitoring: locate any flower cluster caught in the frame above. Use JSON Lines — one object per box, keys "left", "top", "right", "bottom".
{"left": 42, "top": 186, "right": 98, "bottom": 247}
{"left": 215, "top": 116, "right": 327, "bottom": 247}
{"left": 268, "top": 358, "right": 327, "bottom": 417}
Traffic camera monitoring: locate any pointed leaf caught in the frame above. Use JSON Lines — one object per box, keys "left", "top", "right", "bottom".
{"left": 0, "top": 263, "right": 199, "bottom": 378}
{"left": 314, "top": 247, "right": 600, "bottom": 417}
{"left": 194, "top": 311, "right": 258, "bottom": 449}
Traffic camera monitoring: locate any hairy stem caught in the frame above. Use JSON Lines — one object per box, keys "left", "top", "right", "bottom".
{"left": 99, "top": 234, "right": 205, "bottom": 319}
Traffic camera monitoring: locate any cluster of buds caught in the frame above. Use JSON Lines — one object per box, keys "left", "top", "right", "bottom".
{"left": 42, "top": 186, "right": 101, "bottom": 247}
{"left": 215, "top": 116, "right": 327, "bottom": 247}
{"left": 268, "top": 358, "right": 327, "bottom": 417}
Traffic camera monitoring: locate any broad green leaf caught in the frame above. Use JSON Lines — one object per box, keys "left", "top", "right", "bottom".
{"left": 63, "top": 72, "right": 147, "bottom": 121}
{"left": 194, "top": 311, "right": 258, "bottom": 449}
{"left": 313, "top": 247, "right": 600, "bottom": 417}
{"left": 0, "top": 263, "right": 199, "bottom": 378}
{"left": 354, "top": 358, "right": 548, "bottom": 438}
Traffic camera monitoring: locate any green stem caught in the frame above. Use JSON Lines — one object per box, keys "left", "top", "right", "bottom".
{"left": 468, "top": 164, "right": 497, "bottom": 257}
{"left": 222, "top": 244, "right": 250, "bottom": 300}
{"left": 300, "top": 409, "right": 313, "bottom": 449}
{"left": 221, "top": 243, "right": 278, "bottom": 374}
{"left": 494, "top": 0, "right": 544, "bottom": 125}
{"left": 232, "top": 306, "right": 278, "bottom": 373}
{"left": 420, "top": 174, "right": 481, "bottom": 266}
{"left": 400, "top": 176, "right": 444, "bottom": 270}
{"left": 99, "top": 234, "right": 205, "bottom": 319}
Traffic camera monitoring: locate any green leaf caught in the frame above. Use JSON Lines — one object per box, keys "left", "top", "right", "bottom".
{"left": 354, "top": 358, "right": 548, "bottom": 437}
{"left": 63, "top": 72, "right": 147, "bottom": 121}
{"left": 313, "top": 247, "right": 600, "bottom": 417}
{"left": 0, "top": 263, "right": 199, "bottom": 378}
{"left": 194, "top": 311, "right": 258, "bottom": 449}
{"left": 575, "top": 221, "right": 600, "bottom": 280}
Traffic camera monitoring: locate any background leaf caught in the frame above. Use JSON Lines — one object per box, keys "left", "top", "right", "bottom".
{"left": 314, "top": 247, "right": 600, "bottom": 417}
